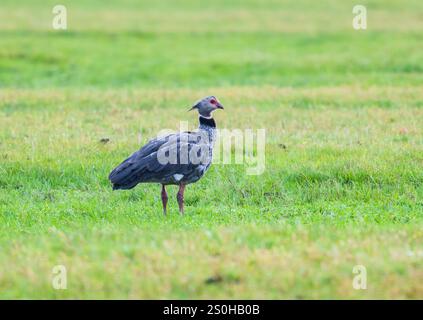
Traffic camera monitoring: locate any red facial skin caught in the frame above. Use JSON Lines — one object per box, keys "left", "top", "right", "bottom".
{"left": 210, "top": 98, "right": 224, "bottom": 109}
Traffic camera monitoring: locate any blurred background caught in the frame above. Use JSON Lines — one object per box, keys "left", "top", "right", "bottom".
{"left": 0, "top": 0, "right": 422, "bottom": 299}
{"left": 0, "top": 0, "right": 422, "bottom": 88}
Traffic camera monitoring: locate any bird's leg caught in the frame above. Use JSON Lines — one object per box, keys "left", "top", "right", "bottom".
{"left": 161, "top": 184, "right": 168, "bottom": 215}
{"left": 177, "top": 184, "right": 186, "bottom": 215}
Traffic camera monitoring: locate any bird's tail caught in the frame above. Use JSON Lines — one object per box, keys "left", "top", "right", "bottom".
{"left": 109, "top": 154, "right": 145, "bottom": 190}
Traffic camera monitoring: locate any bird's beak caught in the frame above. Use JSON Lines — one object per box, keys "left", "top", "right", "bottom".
{"left": 217, "top": 103, "right": 224, "bottom": 110}
{"left": 188, "top": 105, "right": 198, "bottom": 112}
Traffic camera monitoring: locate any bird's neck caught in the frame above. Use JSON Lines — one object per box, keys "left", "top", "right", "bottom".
{"left": 198, "top": 116, "right": 216, "bottom": 144}
{"left": 199, "top": 115, "right": 216, "bottom": 129}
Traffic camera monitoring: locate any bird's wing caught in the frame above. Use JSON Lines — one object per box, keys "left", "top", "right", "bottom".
{"left": 109, "top": 131, "right": 209, "bottom": 188}
{"left": 108, "top": 134, "right": 172, "bottom": 185}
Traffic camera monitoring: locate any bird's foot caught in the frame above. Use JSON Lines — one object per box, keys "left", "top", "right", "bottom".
{"left": 177, "top": 196, "right": 184, "bottom": 215}
{"left": 161, "top": 184, "right": 168, "bottom": 216}
{"left": 177, "top": 184, "right": 185, "bottom": 215}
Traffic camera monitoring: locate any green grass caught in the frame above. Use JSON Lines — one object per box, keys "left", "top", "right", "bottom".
{"left": 0, "top": 0, "right": 422, "bottom": 299}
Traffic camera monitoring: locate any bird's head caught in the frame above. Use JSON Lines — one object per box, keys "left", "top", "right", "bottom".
{"left": 189, "top": 96, "right": 224, "bottom": 118}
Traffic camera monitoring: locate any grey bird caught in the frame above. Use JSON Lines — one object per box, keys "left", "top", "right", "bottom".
{"left": 109, "top": 96, "right": 224, "bottom": 215}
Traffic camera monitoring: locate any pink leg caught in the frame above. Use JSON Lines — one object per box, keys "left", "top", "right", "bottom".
{"left": 176, "top": 184, "right": 186, "bottom": 214}
{"left": 161, "top": 184, "right": 168, "bottom": 215}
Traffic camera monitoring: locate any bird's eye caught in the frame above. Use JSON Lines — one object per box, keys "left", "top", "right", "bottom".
{"left": 210, "top": 99, "right": 217, "bottom": 105}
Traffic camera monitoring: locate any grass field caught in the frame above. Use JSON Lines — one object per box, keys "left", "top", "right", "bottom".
{"left": 0, "top": 0, "right": 422, "bottom": 299}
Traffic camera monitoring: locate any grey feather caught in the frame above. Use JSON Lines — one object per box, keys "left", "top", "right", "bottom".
{"left": 109, "top": 129, "right": 214, "bottom": 190}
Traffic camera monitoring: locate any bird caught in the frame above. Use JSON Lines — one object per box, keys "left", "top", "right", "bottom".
{"left": 109, "top": 96, "right": 224, "bottom": 215}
